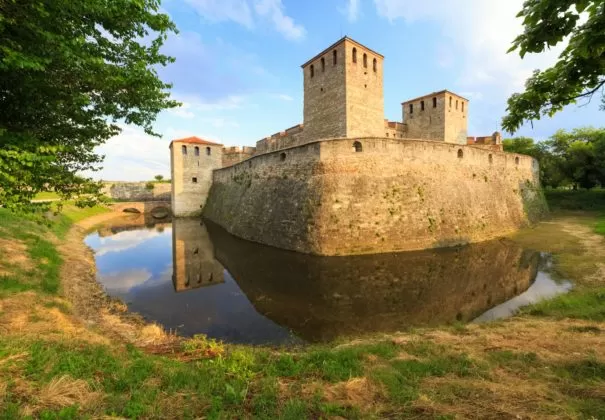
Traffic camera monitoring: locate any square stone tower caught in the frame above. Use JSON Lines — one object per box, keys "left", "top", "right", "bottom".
{"left": 401, "top": 90, "right": 468, "bottom": 144}
{"left": 301, "top": 37, "right": 385, "bottom": 142}
{"left": 170, "top": 136, "right": 223, "bottom": 217}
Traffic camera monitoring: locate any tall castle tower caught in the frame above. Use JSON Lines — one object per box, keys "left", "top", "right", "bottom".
{"left": 301, "top": 37, "right": 385, "bottom": 142}
{"left": 170, "top": 137, "right": 223, "bottom": 217}
{"left": 401, "top": 90, "right": 468, "bottom": 144}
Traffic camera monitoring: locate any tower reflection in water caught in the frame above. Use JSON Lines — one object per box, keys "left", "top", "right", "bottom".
{"left": 170, "top": 218, "right": 543, "bottom": 343}
{"left": 172, "top": 219, "right": 224, "bottom": 291}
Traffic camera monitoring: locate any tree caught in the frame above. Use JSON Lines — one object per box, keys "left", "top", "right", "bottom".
{"left": 548, "top": 127, "right": 605, "bottom": 189}
{"left": 502, "top": 137, "right": 539, "bottom": 156}
{"left": 0, "top": 0, "right": 179, "bottom": 213}
{"left": 154, "top": 175, "right": 164, "bottom": 182}
{"left": 502, "top": 1, "right": 605, "bottom": 133}
{"left": 503, "top": 136, "right": 567, "bottom": 188}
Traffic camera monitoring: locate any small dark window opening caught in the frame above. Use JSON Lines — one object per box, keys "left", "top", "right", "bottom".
{"left": 409, "top": 104, "right": 413, "bottom": 114}
{"left": 280, "top": 152, "right": 286, "bottom": 161}
{"left": 456, "top": 100, "right": 458, "bottom": 110}
{"left": 310, "top": 64, "right": 314, "bottom": 78}
{"left": 194, "top": 146, "right": 200, "bottom": 156}
{"left": 457, "top": 149, "right": 463, "bottom": 159}
{"left": 488, "top": 154, "right": 493, "bottom": 164}
{"left": 352, "top": 48, "right": 357, "bottom": 63}
{"left": 462, "top": 102, "right": 465, "bottom": 112}
{"left": 181, "top": 145, "right": 187, "bottom": 155}
{"left": 449, "top": 96, "right": 452, "bottom": 107}
{"left": 373, "top": 58, "right": 377, "bottom": 72}
{"left": 421, "top": 100, "right": 425, "bottom": 111}
{"left": 363, "top": 53, "right": 367, "bottom": 68}
{"left": 515, "top": 156, "right": 520, "bottom": 165}
{"left": 333, "top": 49, "right": 337, "bottom": 65}
{"left": 206, "top": 147, "right": 211, "bottom": 156}
{"left": 433, "top": 97, "right": 437, "bottom": 108}
{"left": 321, "top": 57, "right": 325, "bottom": 72}
{"left": 192, "top": 177, "right": 198, "bottom": 183}
{"left": 353, "top": 141, "right": 362, "bottom": 152}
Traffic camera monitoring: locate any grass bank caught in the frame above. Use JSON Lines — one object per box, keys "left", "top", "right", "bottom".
{"left": 0, "top": 193, "right": 604, "bottom": 418}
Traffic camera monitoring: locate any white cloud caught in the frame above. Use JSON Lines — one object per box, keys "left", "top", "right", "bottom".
{"left": 254, "top": 0, "right": 306, "bottom": 41}
{"left": 95, "top": 228, "right": 167, "bottom": 256}
{"left": 184, "top": 0, "right": 304, "bottom": 41}
{"left": 184, "top": 0, "right": 253, "bottom": 27}
{"left": 170, "top": 94, "right": 246, "bottom": 114}
{"left": 275, "top": 93, "right": 293, "bottom": 101}
{"left": 373, "top": 0, "right": 565, "bottom": 127}
{"left": 93, "top": 124, "right": 172, "bottom": 181}
{"left": 100, "top": 269, "right": 153, "bottom": 295}
{"left": 344, "top": 0, "right": 360, "bottom": 22}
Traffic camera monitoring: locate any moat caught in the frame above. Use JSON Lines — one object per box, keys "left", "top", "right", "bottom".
{"left": 85, "top": 215, "right": 572, "bottom": 345}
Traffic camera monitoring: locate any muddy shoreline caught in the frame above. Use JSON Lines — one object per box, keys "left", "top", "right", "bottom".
{"left": 59, "top": 211, "right": 179, "bottom": 348}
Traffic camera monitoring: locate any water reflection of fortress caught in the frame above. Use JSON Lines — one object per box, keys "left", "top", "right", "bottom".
{"left": 171, "top": 219, "right": 540, "bottom": 342}
{"left": 172, "top": 219, "right": 224, "bottom": 292}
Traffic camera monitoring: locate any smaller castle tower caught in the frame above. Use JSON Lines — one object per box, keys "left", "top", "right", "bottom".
{"left": 170, "top": 136, "right": 223, "bottom": 217}
{"left": 401, "top": 90, "right": 468, "bottom": 144}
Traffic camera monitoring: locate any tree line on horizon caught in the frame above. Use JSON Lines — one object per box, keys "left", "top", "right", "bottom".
{"left": 503, "top": 127, "right": 605, "bottom": 190}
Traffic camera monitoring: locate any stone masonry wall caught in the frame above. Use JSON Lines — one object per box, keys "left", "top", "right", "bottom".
{"left": 255, "top": 125, "right": 305, "bottom": 154}
{"left": 222, "top": 146, "right": 256, "bottom": 168}
{"left": 203, "top": 142, "right": 324, "bottom": 253}
{"left": 203, "top": 138, "right": 546, "bottom": 256}
{"left": 403, "top": 93, "right": 447, "bottom": 141}
{"left": 171, "top": 142, "right": 223, "bottom": 217}
{"left": 302, "top": 42, "right": 347, "bottom": 142}
{"left": 444, "top": 93, "right": 469, "bottom": 144}
{"left": 102, "top": 182, "right": 171, "bottom": 202}
{"left": 345, "top": 39, "right": 385, "bottom": 138}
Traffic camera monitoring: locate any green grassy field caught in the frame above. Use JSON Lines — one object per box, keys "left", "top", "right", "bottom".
{"left": 0, "top": 192, "right": 603, "bottom": 418}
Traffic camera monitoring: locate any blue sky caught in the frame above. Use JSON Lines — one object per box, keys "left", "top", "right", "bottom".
{"left": 95, "top": 0, "right": 603, "bottom": 181}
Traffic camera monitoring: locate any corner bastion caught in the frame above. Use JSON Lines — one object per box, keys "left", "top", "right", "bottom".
{"left": 202, "top": 138, "right": 546, "bottom": 255}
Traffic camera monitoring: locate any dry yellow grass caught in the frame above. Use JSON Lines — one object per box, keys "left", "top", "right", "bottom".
{"left": 0, "top": 292, "right": 110, "bottom": 345}
{"left": 20, "top": 375, "right": 102, "bottom": 417}
{"left": 0, "top": 237, "right": 33, "bottom": 276}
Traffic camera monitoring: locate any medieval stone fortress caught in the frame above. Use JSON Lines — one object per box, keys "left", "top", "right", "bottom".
{"left": 170, "top": 37, "right": 545, "bottom": 256}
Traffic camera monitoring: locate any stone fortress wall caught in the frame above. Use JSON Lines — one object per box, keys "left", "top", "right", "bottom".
{"left": 203, "top": 137, "right": 543, "bottom": 255}
{"left": 172, "top": 36, "right": 545, "bottom": 254}
{"left": 101, "top": 181, "right": 171, "bottom": 202}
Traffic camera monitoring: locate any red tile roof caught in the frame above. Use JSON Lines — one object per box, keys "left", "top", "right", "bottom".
{"left": 169, "top": 136, "right": 223, "bottom": 147}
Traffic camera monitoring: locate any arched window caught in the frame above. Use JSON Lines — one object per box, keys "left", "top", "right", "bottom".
{"left": 515, "top": 156, "right": 520, "bottom": 165}
{"left": 280, "top": 152, "right": 286, "bottom": 161}
{"left": 449, "top": 96, "right": 452, "bottom": 107}
{"left": 409, "top": 104, "right": 413, "bottom": 115}
{"left": 181, "top": 145, "right": 187, "bottom": 155}
{"left": 363, "top": 53, "right": 367, "bottom": 68}
{"left": 333, "top": 49, "right": 337, "bottom": 65}
{"left": 321, "top": 57, "right": 325, "bottom": 72}
{"left": 456, "top": 100, "right": 459, "bottom": 110}
{"left": 373, "top": 58, "right": 377, "bottom": 72}
{"left": 353, "top": 141, "right": 362, "bottom": 152}
{"left": 421, "top": 101, "right": 425, "bottom": 111}
{"left": 310, "top": 64, "right": 314, "bottom": 78}
{"left": 433, "top": 97, "right": 437, "bottom": 108}
{"left": 457, "top": 149, "right": 463, "bottom": 159}
{"left": 352, "top": 48, "right": 357, "bottom": 63}
{"left": 462, "top": 102, "right": 465, "bottom": 112}
{"left": 206, "top": 147, "right": 211, "bottom": 156}
{"left": 194, "top": 146, "right": 200, "bottom": 156}
{"left": 488, "top": 154, "right": 493, "bottom": 164}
